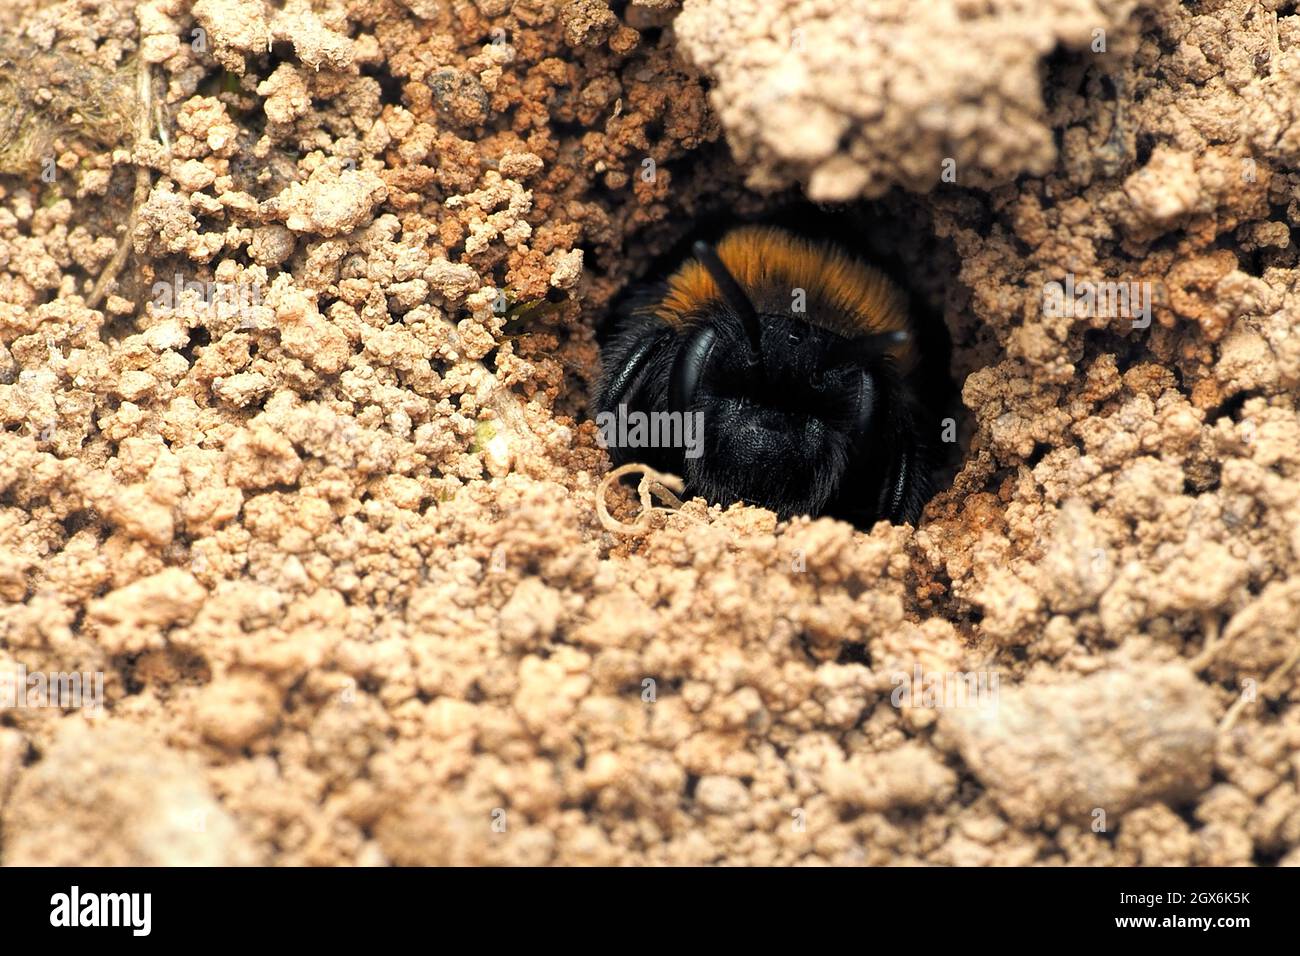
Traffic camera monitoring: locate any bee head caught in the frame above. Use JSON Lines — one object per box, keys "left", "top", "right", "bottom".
{"left": 669, "top": 241, "right": 906, "bottom": 517}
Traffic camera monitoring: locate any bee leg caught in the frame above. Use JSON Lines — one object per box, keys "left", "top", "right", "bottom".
{"left": 597, "top": 317, "right": 676, "bottom": 409}
{"left": 876, "top": 403, "right": 933, "bottom": 525}
{"left": 878, "top": 440, "right": 917, "bottom": 523}
{"left": 595, "top": 316, "right": 682, "bottom": 475}
{"left": 835, "top": 393, "right": 932, "bottom": 528}
{"left": 600, "top": 331, "right": 663, "bottom": 415}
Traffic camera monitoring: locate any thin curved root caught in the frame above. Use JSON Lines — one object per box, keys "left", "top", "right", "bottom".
{"left": 1187, "top": 614, "right": 1221, "bottom": 672}
{"left": 1219, "top": 640, "right": 1300, "bottom": 734}
{"left": 88, "top": 58, "right": 156, "bottom": 310}
{"left": 596, "top": 463, "right": 686, "bottom": 534}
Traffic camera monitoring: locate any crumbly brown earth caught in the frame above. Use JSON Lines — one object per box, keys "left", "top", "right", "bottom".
{"left": 0, "top": 0, "right": 1297, "bottom": 865}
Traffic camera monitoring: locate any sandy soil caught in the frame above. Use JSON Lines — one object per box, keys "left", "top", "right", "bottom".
{"left": 0, "top": 0, "right": 1297, "bottom": 865}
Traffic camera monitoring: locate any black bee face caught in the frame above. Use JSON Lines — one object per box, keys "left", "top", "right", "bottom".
{"left": 596, "top": 226, "right": 936, "bottom": 528}
{"left": 674, "top": 311, "right": 875, "bottom": 517}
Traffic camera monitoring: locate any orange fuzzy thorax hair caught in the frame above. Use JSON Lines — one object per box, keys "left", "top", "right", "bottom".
{"left": 649, "top": 226, "right": 916, "bottom": 372}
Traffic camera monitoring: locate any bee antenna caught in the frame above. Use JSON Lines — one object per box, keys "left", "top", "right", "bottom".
{"left": 692, "top": 240, "right": 763, "bottom": 366}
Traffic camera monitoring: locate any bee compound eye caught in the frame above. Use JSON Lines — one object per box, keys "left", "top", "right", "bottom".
{"left": 668, "top": 324, "right": 720, "bottom": 414}
{"left": 810, "top": 370, "right": 825, "bottom": 388}
{"left": 853, "top": 370, "right": 876, "bottom": 437}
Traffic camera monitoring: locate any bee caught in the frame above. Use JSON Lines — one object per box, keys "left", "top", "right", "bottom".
{"left": 595, "top": 225, "right": 939, "bottom": 527}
